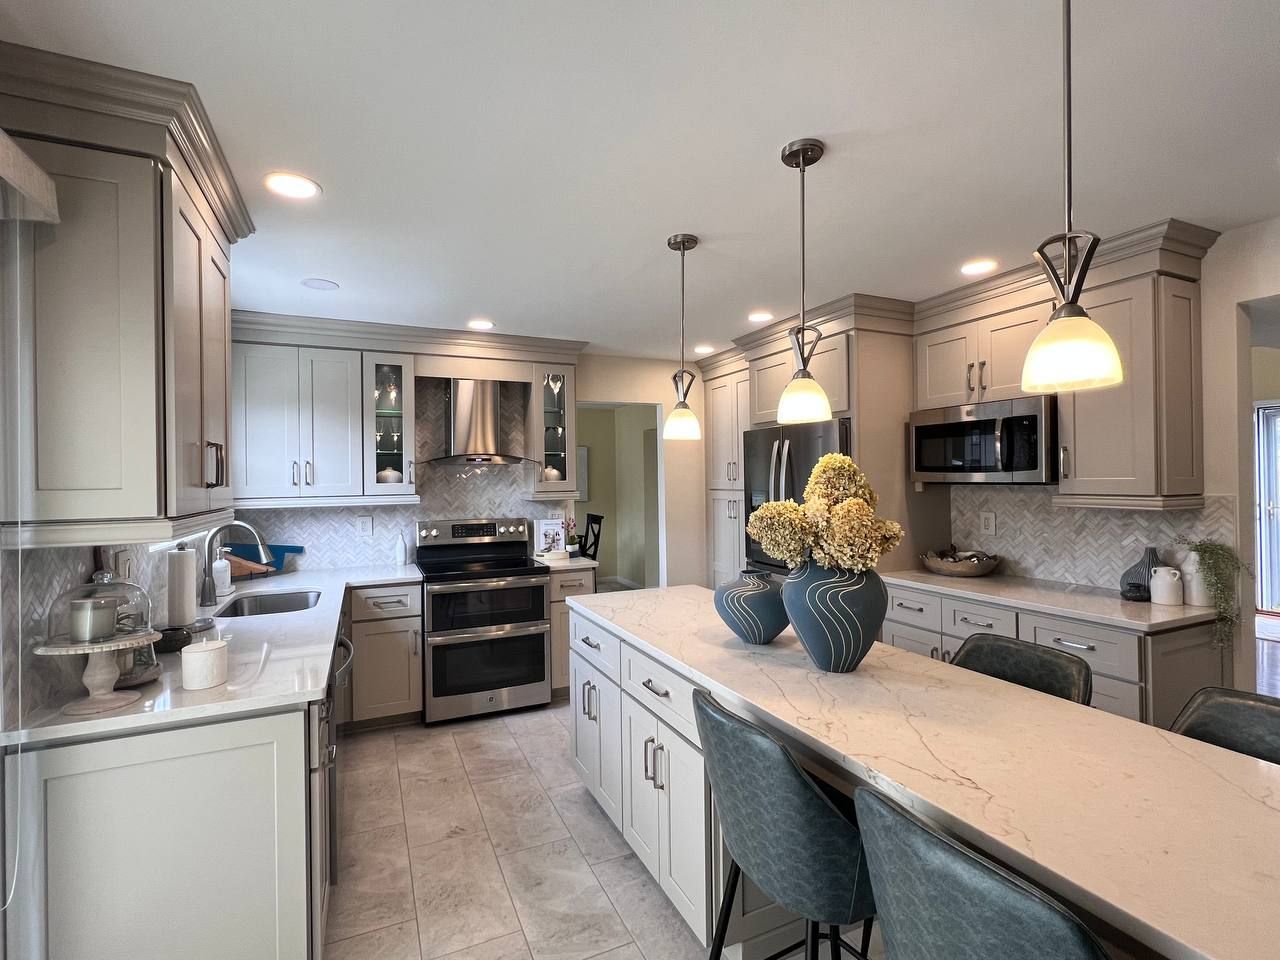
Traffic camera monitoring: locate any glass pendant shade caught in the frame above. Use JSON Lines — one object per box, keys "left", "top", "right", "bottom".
{"left": 776, "top": 372, "right": 832, "bottom": 424}
{"left": 1021, "top": 302, "right": 1123, "bottom": 393}
{"left": 663, "top": 402, "right": 702, "bottom": 440}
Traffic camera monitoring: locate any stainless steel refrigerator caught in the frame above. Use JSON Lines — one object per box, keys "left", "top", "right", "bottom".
{"left": 742, "top": 417, "right": 852, "bottom": 573}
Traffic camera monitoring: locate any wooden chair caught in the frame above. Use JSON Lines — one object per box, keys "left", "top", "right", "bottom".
{"left": 580, "top": 513, "right": 603, "bottom": 561}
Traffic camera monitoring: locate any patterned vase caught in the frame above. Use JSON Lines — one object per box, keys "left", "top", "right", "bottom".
{"left": 714, "top": 570, "right": 788, "bottom": 646}
{"left": 781, "top": 560, "right": 887, "bottom": 673}
{"left": 1120, "top": 546, "right": 1160, "bottom": 602}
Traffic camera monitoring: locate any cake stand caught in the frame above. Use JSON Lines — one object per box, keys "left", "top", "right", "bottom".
{"left": 32, "top": 631, "right": 162, "bottom": 716}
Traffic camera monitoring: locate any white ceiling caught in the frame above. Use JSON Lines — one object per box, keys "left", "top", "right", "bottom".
{"left": 4, "top": 1, "right": 1280, "bottom": 357}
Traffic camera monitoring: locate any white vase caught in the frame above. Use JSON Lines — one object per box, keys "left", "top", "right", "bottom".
{"left": 1181, "top": 553, "right": 1212, "bottom": 607}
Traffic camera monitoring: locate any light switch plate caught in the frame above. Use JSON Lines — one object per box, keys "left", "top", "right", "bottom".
{"left": 979, "top": 511, "right": 997, "bottom": 536}
{"left": 356, "top": 515, "right": 374, "bottom": 539}
{"left": 548, "top": 509, "right": 565, "bottom": 521}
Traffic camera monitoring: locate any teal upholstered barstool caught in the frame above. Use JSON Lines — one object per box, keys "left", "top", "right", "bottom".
{"left": 950, "top": 633, "right": 1092, "bottom": 704}
{"left": 1171, "top": 686, "right": 1280, "bottom": 764}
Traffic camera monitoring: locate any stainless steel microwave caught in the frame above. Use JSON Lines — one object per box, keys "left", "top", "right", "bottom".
{"left": 909, "top": 396, "right": 1057, "bottom": 484}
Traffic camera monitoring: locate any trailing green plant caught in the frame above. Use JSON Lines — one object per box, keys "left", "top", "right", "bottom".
{"left": 1176, "top": 537, "right": 1252, "bottom": 646}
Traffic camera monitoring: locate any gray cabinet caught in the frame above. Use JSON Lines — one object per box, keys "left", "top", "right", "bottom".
{"left": 706, "top": 371, "right": 750, "bottom": 490}
{"left": 351, "top": 615, "right": 423, "bottom": 721}
{"left": 5, "top": 712, "right": 308, "bottom": 960}
{"left": 551, "top": 569, "right": 595, "bottom": 692}
{"left": 750, "top": 332, "right": 849, "bottom": 423}
{"left": 530, "top": 364, "right": 578, "bottom": 498}
{"left": 915, "top": 323, "right": 979, "bottom": 410}
{"left": 570, "top": 649, "right": 623, "bottom": 826}
{"left": 708, "top": 490, "right": 745, "bottom": 588}
{"left": 914, "top": 305, "right": 1046, "bottom": 410}
{"left": 362, "top": 351, "right": 417, "bottom": 496}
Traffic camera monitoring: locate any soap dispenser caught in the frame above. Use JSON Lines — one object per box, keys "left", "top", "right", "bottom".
{"left": 212, "top": 546, "right": 234, "bottom": 597}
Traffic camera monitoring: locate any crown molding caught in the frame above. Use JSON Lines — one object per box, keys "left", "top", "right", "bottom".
{"left": 231, "top": 310, "right": 588, "bottom": 364}
{"left": 0, "top": 127, "right": 57, "bottom": 221}
{"left": 0, "top": 41, "right": 253, "bottom": 240}
{"left": 914, "top": 218, "right": 1220, "bottom": 324}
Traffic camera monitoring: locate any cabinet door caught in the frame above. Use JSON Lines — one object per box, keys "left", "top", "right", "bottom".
{"left": 14, "top": 138, "right": 161, "bottom": 521}
{"left": 594, "top": 675, "right": 624, "bottom": 827}
{"left": 621, "top": 693, "right": 661, "bottom": 878}
{"left": 532, "top": 365, "right": 578, "bottom": 495}
{"left": 1156, "top": 276, "right": 1203, "bottom": 497}
{"left": 1057, "top": 277, "right": 1156, "bottom": 496}
{"left": 733, "top": 374, "right": 751, "bottom": 479}
{"left": 657, "top": 722, "right": 709, "bottom": 944}
{"left": 940, "top": 634, "right": 963, "bottom": 664}
{"left": 977, "top": 305, "right": 1046, "bottom": 401}
{"left": 300, "top": 348, "right": 363, "bottom": 497}
{"left": 363, "top": 352, "right": 417, "bottom": 495}
{"left": 551, "top": 601, "right": 571, "bottom": 690}
{"left": 166, "top": 173, "right": 212, "bottom": 518}
{"left": 708, "top": 491, "right": 744, "bottom": 588}
{"left": 884, "top": 621, "right": 942, "bottom": 659}
{"left": 351, "top": 616, "right": 423, "bottom": 721}
{"left": 5, "top": 713, "right": 307, "bottom": 960}
{"left": 915, "top": 323, "right": 979, "bottom": 410}
{"left": 202, "top": 237, "right": 232, "bottom": 509}
{"left": 706, "top": 377, "right": 736, "bottom": 489}
{"left": 230, "top": 343, "right": 301, "bottom": 499}
{"left": 570, "top": 652, "right": 598, "bottom": 788}
{"left": 750, "top": 334, "right": 848, "bottom": 423}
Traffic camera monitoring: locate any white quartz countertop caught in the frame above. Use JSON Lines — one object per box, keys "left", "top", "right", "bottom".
{"left": 538, "top": 556, "right": 600, "bottom": 572}
{"left": 567, "top": 586, "right": 1278, "bottom": 960}
{"left": 881, "top": 569, "right": 1216, "bottom": 632}
{"left": 2, "top": 565, "right": 422, "bottom": 747}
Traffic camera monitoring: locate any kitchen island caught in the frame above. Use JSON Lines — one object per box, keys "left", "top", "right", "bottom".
{"left": 567, "top": 585, "right": 1278, "bottom": 960}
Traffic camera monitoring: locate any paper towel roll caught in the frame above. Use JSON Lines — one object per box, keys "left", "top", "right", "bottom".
{"left": 168, "top": 546, "right": 198, "bottom": 627}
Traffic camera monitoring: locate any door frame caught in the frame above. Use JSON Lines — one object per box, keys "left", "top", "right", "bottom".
{"left": 1255, "top": 400, "right": 1280, "bottom": 612}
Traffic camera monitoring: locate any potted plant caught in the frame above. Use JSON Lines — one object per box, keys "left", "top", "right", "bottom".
{"left": 1177, "top": 537, "right": 1250, "bottom": 648}
{"left": 565, "top": 517, "right": 580, "bottom": 557}
{"left": 745, "top": 454, "right": 903, "bottom": 672}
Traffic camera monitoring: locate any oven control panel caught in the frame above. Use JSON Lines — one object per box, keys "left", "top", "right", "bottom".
{"left": 418, "top": 518, "right": 529, "bottom": 545}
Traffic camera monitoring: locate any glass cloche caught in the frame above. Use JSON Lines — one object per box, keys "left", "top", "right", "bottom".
{"left": 43, "top": 569, "right": 153, "bottom": 645}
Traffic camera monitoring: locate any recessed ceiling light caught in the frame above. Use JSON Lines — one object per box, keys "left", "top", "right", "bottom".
{"left": 693, "top": 344, "right": 715, "bottom": 355}
{"left": 300, "top": 277, "right": 339, "bottom": 291}
{"left": 748, "top": 311, "right": 774, "bottom": 323}
{"left": 264, "top": 172, "right": 322, "bottom": 199}
{"left": 960, "top": 258, "right": 998, "bottom": 277}
{"left": 467, "top": 317, "right": 495, "bottom": 331}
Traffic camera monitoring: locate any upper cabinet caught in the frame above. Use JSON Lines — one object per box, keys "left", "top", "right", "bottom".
{"left": 914, "top": 305, "right": 1046, "bottom": 410}
{"left": 529, "top": 364, "right": 578, "bottom": 499}
{"left": 363, "top": 352, "right": 417, "bottom": 496}
{"left": 749, "top": 332, "right": 849, "bottom": 424}
{"left": 705, "top": 371, "right": 750, "bottom": 490}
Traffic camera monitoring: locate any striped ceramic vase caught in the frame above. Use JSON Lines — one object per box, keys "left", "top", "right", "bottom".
{"left": 714, "top": 570, "right": 788, "bottom": 646}
{"left": 781, "top": 560, "right": 887, "bottom": 673}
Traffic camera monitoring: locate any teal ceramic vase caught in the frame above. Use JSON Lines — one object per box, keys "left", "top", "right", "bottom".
{"left": 714, "top": 570, "right": 788, "bottom": 646}
{"left": 781, "top": 560, "right": 887, "bottom": 673}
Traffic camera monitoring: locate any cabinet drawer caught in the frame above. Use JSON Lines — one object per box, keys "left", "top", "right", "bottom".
{"left": 551, "top": 570, "right": 595, "bottom": 602}
{"left": 570, "top": 612, "right": 621, "bottom": 684}
{"left": 941, "top": 598, "right": 1016, "bottom": 640}
{"left": 883, "top": 621, "right": 943, "bottom": 660}
{"left": 621, "top": 645, "right": 701, "bottom": 748}
{"left": 1019, "top": 614, "right": 1140, "bottom": 683}
{"left": 885, "top": 586, "right": 942, "bottom": 632}
{"left": 1090, "top": 674, "right": 1143, "bottom": 722}
{"left": 350, "top": 584, "right": 421, "bottom": 621}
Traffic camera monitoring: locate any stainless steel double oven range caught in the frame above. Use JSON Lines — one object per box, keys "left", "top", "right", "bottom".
{"left": 415, "top": 518, "right": 552, "bottom": 723}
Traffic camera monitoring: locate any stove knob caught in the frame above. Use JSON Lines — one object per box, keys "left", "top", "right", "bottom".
{"left": 518, "top": 524, "right": 526, "bottom": 533}
{"left": 498, "top": 525, "right": 507, "bottom": 534}
{"left": 430, "top": 528, "right": 439, "bottom": 538}
{"left": 419, "top": 527, "right": 427, "bottom": 539}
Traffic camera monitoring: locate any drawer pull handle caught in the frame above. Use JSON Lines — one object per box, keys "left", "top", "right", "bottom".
{"left": 642, "top": 678, "right": 671, "bottom": 699}
{"left": 581, "top": 680, "right": 591, "bottom": 715}
{"left": 580, "top": 636, "right": 601, "bottom": 650}
{"left": 652, "top": 742, "right": 666, "bottom": 790}
{"left": 371, "top": 597, "right": 408, "bottom": 608}
{"left": 321, "top": 743, "right": 338, "bottom": 769}
{"left": 642, "top": 735, "right": 655, "bottom": 782}
{"left": 1052, "top": 637, "right": 1096, "bottom": 652}
{"left": 895, "top": 602, "right": 926, "bottom": 613}
{"left": 958, "top": 616, "right": 994, "bottom": 629}
{"left": 942, "top": 650, "right": 952, "bottom": 663}
{"left": 560, "top": 579, "right": 585, "bottom": 589}
{"left": 588, "top": 683, "right": 598, "bottom": 722}
{"left": 929, "top": 646, "right": 939, "bottom": 659}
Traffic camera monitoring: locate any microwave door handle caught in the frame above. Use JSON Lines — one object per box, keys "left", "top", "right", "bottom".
{"left": 779, "top": 439, "right": 791, "bottom": 501}
{"left": 993, "top": 416, "right": 1005, "bottom": 473}
{"left": 768, "top": 439, "right": 779, "bottom": 501}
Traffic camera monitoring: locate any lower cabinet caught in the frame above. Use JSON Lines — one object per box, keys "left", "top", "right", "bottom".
{"left": 883, "top": 621, "right": 942, "bottom": 659}
{"left": 351, "top": 616, "right": 423, "bottom": 721}
{"left": 552, "top": 569, "right": 596, "bottom": 692}
{"left": 570, "top": 650, "right": 623, "bottom": 825}
{"left": 709, "top": 490, "right": 746, "bottom": 589}
{"left": 4, "top": 713, "right": 308, "bottom": 960}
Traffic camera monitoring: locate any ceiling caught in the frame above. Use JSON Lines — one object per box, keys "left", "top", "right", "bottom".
{"left": 4, "top": 1, "right": 1279, "bottom": 358}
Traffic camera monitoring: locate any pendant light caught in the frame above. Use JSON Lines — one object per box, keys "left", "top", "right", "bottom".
{"left": 662, "top": 233, "right": 702, "bottom": 441}
{"left": 1021, "top": 0, "right": 1123, "bottom": 394}
{"left": 776, "top": 138, "right": 833, "bottom": 424}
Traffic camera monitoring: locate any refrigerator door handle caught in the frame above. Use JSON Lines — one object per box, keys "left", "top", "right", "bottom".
{"left": 779, "top": 439, "right": 791, "bottom": 501}
{"left": 767, "top": 439, "right": 780, "bottom": 501}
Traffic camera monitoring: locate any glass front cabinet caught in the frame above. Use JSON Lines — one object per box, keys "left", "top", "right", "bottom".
{"left": 530, "top": 364, "right": 577, "bottom": 498}
{"left": 362, "top": 352, "right": 417, "bottom": 496}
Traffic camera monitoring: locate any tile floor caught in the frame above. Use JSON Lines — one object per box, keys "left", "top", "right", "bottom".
{"left": 327, "top": 702, "right": 713, "bottom": 960}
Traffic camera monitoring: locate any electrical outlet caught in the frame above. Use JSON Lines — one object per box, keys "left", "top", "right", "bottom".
{"left": 548, "top": 509, "right": 565, "bottom": 521}
{"left": 356, "top": 515, "right": 374, "bottom": 539}
{"left": 979, "top": 511, "right": 997, "bottom": 537}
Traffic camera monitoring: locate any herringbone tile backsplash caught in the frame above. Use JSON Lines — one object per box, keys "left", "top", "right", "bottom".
{"left": 950, "top": 486, "right": 1238, "bottom": 589}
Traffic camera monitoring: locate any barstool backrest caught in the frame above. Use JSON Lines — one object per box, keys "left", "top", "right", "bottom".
{"left": 1171, "top": 686, "right": 1280, "bottom": 765}
{"left": 951, "top": 633, "right": 1092, "bottom": 704}
{"left": 692, "top": 689, "right": 875, "bottom": 925}
{"left": 854, "top": 788, "right": 1111, "bottom": 960}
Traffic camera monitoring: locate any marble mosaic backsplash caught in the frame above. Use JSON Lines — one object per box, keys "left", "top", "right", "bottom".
{"left": 950, "top": 486, "right": 1237, "bottom": 590}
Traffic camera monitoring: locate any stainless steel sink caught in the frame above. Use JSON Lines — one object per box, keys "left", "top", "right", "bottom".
{"left": 218, "top": 591, "right": 321, "bottom": 617}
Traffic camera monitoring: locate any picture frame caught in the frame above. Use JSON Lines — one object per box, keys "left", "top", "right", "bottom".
{"left": 536, "top": 518, "right": 565, "bottom": 553}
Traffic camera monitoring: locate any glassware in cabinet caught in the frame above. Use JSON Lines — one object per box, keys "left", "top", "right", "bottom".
{"left": 362, "top": 352, "right": 417, "bottom": 496}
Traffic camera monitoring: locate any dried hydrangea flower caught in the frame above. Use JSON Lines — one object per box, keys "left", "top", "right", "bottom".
{"left": 745, "top": 500, "right": 815, "bottom": 569}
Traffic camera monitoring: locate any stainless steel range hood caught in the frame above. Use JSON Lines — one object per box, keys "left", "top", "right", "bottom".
{"left": 431, "top": 379, "right": 524, "bottom": 465}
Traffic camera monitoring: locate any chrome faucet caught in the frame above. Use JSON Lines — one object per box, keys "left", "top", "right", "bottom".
{"left": 200, "top": 521, "right": 274, "bottom": 606}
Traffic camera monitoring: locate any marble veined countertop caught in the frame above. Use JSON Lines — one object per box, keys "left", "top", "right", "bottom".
{"left": 567, "top": 586, "right": 1278, "bottom": 960}
{"left": 2, "top": 565, "right": 422, "bottom": 747}
{"left": 881, "top": 569, "right": 1216, "bottom": 632}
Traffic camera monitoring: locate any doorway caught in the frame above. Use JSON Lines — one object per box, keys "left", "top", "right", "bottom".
{"left": 1256, "top": 403, "right": 1280, "bottom": 614}
{"left": 1249, "top": 294, "right": 1280, "bottom": 695}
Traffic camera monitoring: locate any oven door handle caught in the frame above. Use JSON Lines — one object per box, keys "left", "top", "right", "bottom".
{"left": 993, "top": 415, "right": 1005, "bottom": 473}
{"left": 426, "top": 621, "right": 551, "bottom": 646}
{"left": 426, "top": 575, "right": 551, "bottom": 594}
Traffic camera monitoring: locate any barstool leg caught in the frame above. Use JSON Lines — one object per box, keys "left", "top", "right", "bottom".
{"left": 707, "top": 859, "right": 741, "bottom": 959}
{"left": 859, "top": 917, "right": 874, "bottom": 957}
{"left": 829, "top": 924, "right": 841, "bottom": 959}
{"left": 805, "top": 920, "right": 820, "bottom": 960}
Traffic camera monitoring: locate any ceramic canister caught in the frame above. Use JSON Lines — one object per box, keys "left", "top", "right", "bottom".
{"left": 181, "top": 638, "right": 228, "bottom": 690}
{"left": 1150, "top": 566, "right": 1184, "bottom": 606}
